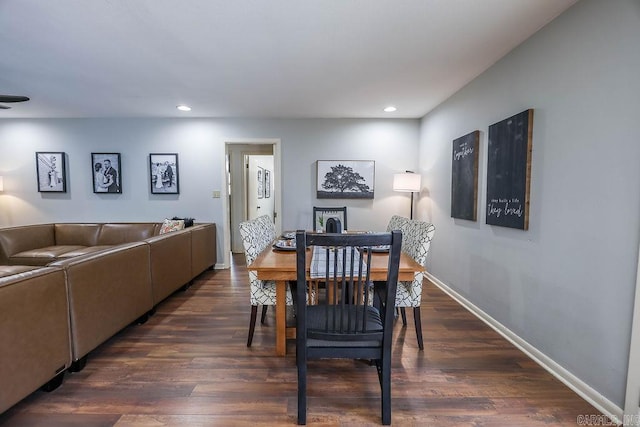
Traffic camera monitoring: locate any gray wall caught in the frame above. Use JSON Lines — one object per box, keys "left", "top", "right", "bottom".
{"left": 418, "top": 0, "right": 640, "bottom": 407}
{"left": 0, "top": 118, "right": 420, "bottom": 263}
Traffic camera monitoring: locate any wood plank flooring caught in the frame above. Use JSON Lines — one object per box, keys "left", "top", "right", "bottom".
{"left": 0, "top": 254, "right": 601, "bottom": 426}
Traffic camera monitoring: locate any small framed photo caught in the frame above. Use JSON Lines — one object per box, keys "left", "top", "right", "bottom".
{"left": 150, "top": 153, "right": 179, "bottom": 194}
{"left": 92, "top": 153, "right": 122, "bottom": 193}
{"left": 36, "top": 152, "right": 66, "bottom": 192}
{"left": 264, "top": 169, "right": 271, "bottom": 198}
{"left": 257, "top": 167, "right": 264, "bottom": 199}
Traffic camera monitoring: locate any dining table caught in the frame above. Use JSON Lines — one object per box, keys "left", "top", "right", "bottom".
{"left": 248, "top": 236, "right": 425, "bottom": 356}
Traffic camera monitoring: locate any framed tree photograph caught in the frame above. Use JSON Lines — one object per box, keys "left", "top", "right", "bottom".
{"left": 316, "top": 160, "right": 375, "bottom": 199}
{"left": 150, "top": 153, "right": 179, "bottom": 194}
{"left": 92, "top": 152, "right": 122, "bottom": 193}
{"left": 36, "top": 152, "right": 66, "bottom": 192}
{"left": 264, "top": 169, "right": 271, "bottom": 198}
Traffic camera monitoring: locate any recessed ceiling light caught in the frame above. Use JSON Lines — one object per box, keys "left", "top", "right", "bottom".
{"left": 383, "top": 106, "right": 397, "bottom": 113}
{"left": 177, "top": 105, "right": 191, "bottom": 112}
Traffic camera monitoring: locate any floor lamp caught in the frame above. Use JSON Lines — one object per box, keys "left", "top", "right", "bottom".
{"left": 393, "top": 171, "right": 421, "bottom": 219}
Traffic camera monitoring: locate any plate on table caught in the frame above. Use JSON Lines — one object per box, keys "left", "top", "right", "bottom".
{"left": 369, "top": 245, "right": 390, "bottom": 253}
{"left": 273, "top": 239, "right": 296, "bottom": 251}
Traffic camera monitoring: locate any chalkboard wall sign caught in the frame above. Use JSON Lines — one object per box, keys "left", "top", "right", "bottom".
{"left": 486, "top": 109, "right": 534, "bottom": 230}
{"left": 451, "top": 130, "right": 479, "bottom": 221}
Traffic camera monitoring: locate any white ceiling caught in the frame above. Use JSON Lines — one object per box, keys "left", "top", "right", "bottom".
{"left": 0, "top": 0, "right": 578, "bottom": 119}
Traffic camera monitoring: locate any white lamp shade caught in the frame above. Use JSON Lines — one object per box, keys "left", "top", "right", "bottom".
{"left": 0, "top": 176, "right": 3, "bottom": 192}
{"left": 393, "top": 172, "right": 421, "bottom": 192}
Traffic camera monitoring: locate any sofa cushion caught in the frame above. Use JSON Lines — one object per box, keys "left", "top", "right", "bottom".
{"left": 0, "top": 265, "right": 40, "bottom": 278}
{"left": 97, "top": 223, "right": 158, "bottom": 245}
{"left": 56, "top": 245, "right": 113, "bottom": 259}
{"left": 159, "top": 219, "right": 185, "bottom": 234}
{"left": 54, "top": 224, "right": 101, "bottom": 246}
{"left": 9, "top": 245, "right": 87, "bottom": 266}
{"left": 0, "top": 224, "right": 55, "bottom": 264}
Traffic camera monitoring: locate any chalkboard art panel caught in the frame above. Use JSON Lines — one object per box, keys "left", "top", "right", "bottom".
{"left": 451, "top": 130, "right": 479, "bottom": 221}
{"left": 486, "top": 109, "right": 533, "bottom": 230}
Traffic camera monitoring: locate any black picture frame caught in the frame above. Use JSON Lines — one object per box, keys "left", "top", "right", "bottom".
{"left": 264, "top": 169, "right": 271, "bottom": 198}
{"left": 316, "top": 160, "right": 375, "bottom": 199}
{"left": 451, "top": 130, "right": 480, "bottom": 221}
{"left": 36, "top": 152, "right": 66, "bottom": 192}
{"left": 150, "top": 153, "right": 179, "bottom": 194}
{"left": 92, "top": 152, "right": 122, "bottom": 193}
{"left": 257, "top": 167, "right": 264, "bottom": 199}
{"left": 486, "top": 109, "right": 534, "bottom": 230}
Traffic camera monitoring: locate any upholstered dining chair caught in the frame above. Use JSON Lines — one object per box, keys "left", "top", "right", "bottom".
{"left": 295, "top": 230, "right": 402, "bottom": 425}
{"left": 238, "top": 215, "right": 293, "bottom": 347}
{"left": 386, "top": 215, "right": 435, "bottom": 350}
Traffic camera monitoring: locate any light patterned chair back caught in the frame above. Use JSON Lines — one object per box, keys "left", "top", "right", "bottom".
{"left": 386, "top": 215, "right": 409, "bottom": 234}
{"left": 239, "top": 215, "right": 287, "bottom": 305}
{"left": 239, "top": 215, "right": 276, "bottom": 265}
{"left": 392, "top": 218, "right": 435, "bottom": 307}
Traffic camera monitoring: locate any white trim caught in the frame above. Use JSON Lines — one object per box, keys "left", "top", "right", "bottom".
{"left": 221, "top": 138, "right": 282, "bottom": 269}
{"left": 624, "top": 245, "right": 640, "bottom": 419}
{"left": 426, "top": 272, "right": 624, "bottom": 424}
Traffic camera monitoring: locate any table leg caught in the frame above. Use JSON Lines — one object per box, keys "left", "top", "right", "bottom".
{"left": 275, "top": 280, "right": 286, "bottom": 356}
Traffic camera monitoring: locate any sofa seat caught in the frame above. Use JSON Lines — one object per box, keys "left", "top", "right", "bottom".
{"left": 9, "top": 245, "right": 88, "bottom": 266}
{"left": 56, "top": 245, "right": 113, "bottom": 259}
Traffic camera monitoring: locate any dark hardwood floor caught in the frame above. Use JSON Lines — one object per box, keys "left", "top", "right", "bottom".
{"left": 1, "top": 253, "right": 600, "bottom": 426}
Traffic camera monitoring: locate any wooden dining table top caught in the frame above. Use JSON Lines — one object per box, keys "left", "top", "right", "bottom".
{"left": 247, "top": 238, "right": 425, "bottom": 356}
{"left": 249, "top": 244, "right": 424, "bottom": 282}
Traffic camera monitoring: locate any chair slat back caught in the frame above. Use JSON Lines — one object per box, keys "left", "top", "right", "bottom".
{"left": 312, "top": 206, "right": 348, "bottom": 231}
{"left": 296, "top": 231, "right": 402, "bottom": 346}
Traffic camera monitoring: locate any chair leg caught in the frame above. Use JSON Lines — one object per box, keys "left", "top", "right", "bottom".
{"left": 413, "top": 306, "right": 424, "bottom": 350}
{"left": 400, "top": 307, "right": 407, "bottom": 325}
{"left": 297, "top": 358, "right": 307, "bottom": 424}
{"left": 247, "top": 305, "right": 258, "bottom": 347}
{"left": 380, "top": 356, "right": 392, "bottom": 425}
{"left": 261, "top": 305, "right": 268, "bottom": 324}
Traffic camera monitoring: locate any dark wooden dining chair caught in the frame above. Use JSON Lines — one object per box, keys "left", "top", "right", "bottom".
{"left": 312, "top": 206, "right": 347, "bottom": 232}
{"left": 295, "top": 230, "right": 402, "bottom": 425}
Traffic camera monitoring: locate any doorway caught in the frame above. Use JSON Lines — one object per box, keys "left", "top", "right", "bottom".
{"left": 223, "top": 140, "right": 282, "bottom": 265}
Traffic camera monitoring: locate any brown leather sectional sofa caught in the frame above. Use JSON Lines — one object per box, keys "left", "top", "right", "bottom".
{"left": 0, "top": 222, "right": 216, "bottom": 414}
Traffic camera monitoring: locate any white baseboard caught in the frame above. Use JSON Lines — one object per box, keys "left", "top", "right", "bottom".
{"left": 426, "top": 272, "right": 624, "bottom": 424}
{"left": 214, "top": 263, "right": 227, "bottom": 269}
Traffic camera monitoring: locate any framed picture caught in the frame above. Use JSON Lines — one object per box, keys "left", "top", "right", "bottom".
{"left": 36, "top": 152, "right": 66, "bottom": 192}
{"left": 451, "top": 130, "right": 480, "bottom": 221}
{"left": 486, "top": 109, "right": 534, "bottom": 230}
{"left": 257, "top": 167, "right": 264, "bottom": 199}
{"left": 317, "top": 160, "right": 375, "bottom": 199}
{"left": 92, "top": 152, "right": 122, "bottom": 193}
{"left": 150, "top": 153, "right": 179, "bottom": 194}
{"left": 264, "top": 169, "right": 271, "bottom": 198}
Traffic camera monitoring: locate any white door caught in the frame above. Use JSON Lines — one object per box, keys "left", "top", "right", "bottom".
{"left": 247, "top": 155, "right": 274, "bottom": 222}
{"left": 227, "top": 142, "right": 276, "bottom": 254}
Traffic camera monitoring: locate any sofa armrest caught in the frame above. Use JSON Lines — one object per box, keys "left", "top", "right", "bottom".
{"left": 145, "top": 229, "right": 192, "bottom": 304}
{"left": 0, "top": 267, "right": 71, "bottom": 413}
{"left": 190, "top": 223, "right": 216, "bottom": 276}
{"left": 49, "top": 242, "right": 153, "bottom": 361}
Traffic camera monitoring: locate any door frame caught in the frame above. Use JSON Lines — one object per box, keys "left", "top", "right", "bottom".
{"left": 221, "top": 138, "right": 282, "bottom": 268}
